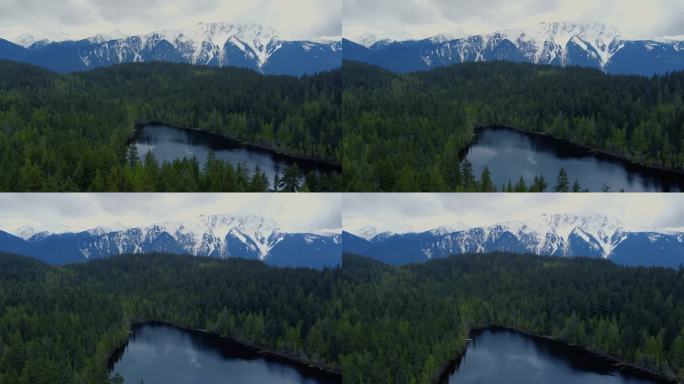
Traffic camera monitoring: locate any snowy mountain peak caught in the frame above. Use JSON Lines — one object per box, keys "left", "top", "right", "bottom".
{"left": 537, "top": 213, "right": 624, "bottom": 232}
{"left": 484, "top": 22, "right": 624, "bottom": 67}
{"left": 430, "top": 222, "right": 467, "bottom": 235}
{"left": 0, "top": 215, "right": 339, "bottom": 268}
{"left": 355, "top": 226, "right": 383, "bottom": 240}
{"left": 13, "top": 32, "right": 72, "bottom": 48}
{"left": 354, "top": 224, "right": 417, "bottom": 240}
{"left": 86, "top": 221, "right": 128, "bottom": 236}
{"left": 12, "top": 224, "right": 73, "bottom": 240}
{"left": 351, "top": 33, "right": 394, "bottom": 48}
{"left": 136, "top": 214, "right": 282, "bottom": 260}
{"left": 143, "top": 22, "right": 282, "bottom": 68}
{"left": 3, "top": 23, "right": 340, "bottom": 76}
{"left": 536, "top": 21, "right": 622, "bottom": 40}
{"left": 428, "top": 30, "right": 467, "bottom": 43}
{"left": 86, "top": 29, "right": 126, "bottom": 44}
{"left": 13, "top": 34, "right": 41, "bottom": 48}
{"left": 349, "top": 31, "right": 416, "bottom": 48}
{"left": 12, "top": 225, "right": 46, "bottom": 240}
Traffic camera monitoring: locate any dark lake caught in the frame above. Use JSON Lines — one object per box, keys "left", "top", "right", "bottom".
{"left": 129, "top": 124, "right": 339, "bottom": 187}
{"left": 110, "top": 323, "right": 340, "bottom": 384}
{"left": 464, "top": 126, "right": 684, "bottom": 192}
{"left": 443, "top": 328, "right": 670, "bottom": 384}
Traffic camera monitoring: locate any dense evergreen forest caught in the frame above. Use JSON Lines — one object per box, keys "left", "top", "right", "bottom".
{"left": 0, "top": 252, "right": 343, "bottom": 383}
{"left": 342, "top": 60, "right": 684, "bottom": 191}
{"left": 0, "top": 60, "right": 341, "bottom": 191}
{"left": 1, "top": 251, "right": 684, "bottom": 383}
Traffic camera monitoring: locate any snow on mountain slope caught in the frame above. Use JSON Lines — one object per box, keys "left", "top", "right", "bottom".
{"left": 13, "top": 32, "right": 72, "bottom": 48}
{"left": 429, "top": 222, "right": 467, "bottom": 236}
{"left": 97, "top": 214, "right": 284, "bottom": 260}
{"left": 349, "top": 31, "right": 416, "bottom": 48}
{"left": 3, "top": 23, "right": 340, "bottom": 75}
{"left": 510, "top": 213, "right": 626, "bottom": 258}
{"left": 428, "top": 31, "right": 467, "bottom": 44}
{"left": 11, "top": 224, "right": 74, "bottom": 240}
{"left": 345, "top": 213, "right": 684, "bottom": 267}
{"left": 345, "top": 21, "right": 684, "bottom": 75}
{"left": 144, "top": 22, "right": 281, "bottom": 68}
{"left": 350, "top": 214, "right": 636, "bottom": 259}
{"left": 0, "top": 214, "right": 341, "bottom": 268}
{"left": 355, "top": 224, "right": 417, "bottom": 241}
{"left": 490, "top": 22, "right": 624, "bottom": 67}
{"left": 86, "top": 29, "right": 126, "bottom": 44}
{"left": 355, "top": 226, "right": 384, "bottom": 241}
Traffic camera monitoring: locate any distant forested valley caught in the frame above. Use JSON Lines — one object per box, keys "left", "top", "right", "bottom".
{"left": 0, "top": 60, "right": 341, "bottom": 192}
{"left": 1, "top": 252, "right": 683, "bottom": 384}
{"left": 342, "top": 60, "right": 684, "bottom": 191}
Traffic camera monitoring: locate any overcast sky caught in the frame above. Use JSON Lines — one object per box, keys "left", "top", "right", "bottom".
{"left": 344, "top": 0, "right": 684, "bottom": 40}
{"left": 343, "top": 194, "right": 684, "bottom": 234}
{"left": 0, "top": 0, "right": 341, "bottom": 40}
{"left": 0, "top": 193, "right": 341, "bottom": 234}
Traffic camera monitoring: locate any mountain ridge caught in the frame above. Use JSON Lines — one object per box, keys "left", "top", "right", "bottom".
{"left": 0, "top": 214, "right": 341, "bottom": 268}
{"left": 0, "top": 22, "right": 341, "bottom": 76}
{"left": 344, "top": 214, "right": 684, "bottom": 267}
{"left": 343, "top": 21, "right": 684, "bottom": 76}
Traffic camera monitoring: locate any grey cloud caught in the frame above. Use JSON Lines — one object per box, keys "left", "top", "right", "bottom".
{"left": 0, "top": 0, "right": 339, "bottom": 39}
{"left": 88, "top": 0, "right": 178, "bottom": 22}
{"left": 0, "top": 194, "right": 341, "bottom": 233}
{"left": 344, "top": 0, "right": 684, "bottom": 39}
{"left": 650, "top": 6, "right": 684, "bottom": 36}
{"left": 343, "top": 194, "right": 684, "bottom": 233}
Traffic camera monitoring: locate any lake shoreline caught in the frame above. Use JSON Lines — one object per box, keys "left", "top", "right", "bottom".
{"left": 129, "top": 121, "right": 342, "bottom": 171}
{"left": 472, "top": 125, "right": 684, "bottom": 177}
{"left": 108, "top": 319, "right": 342, "bottom": 382}
{"left": 434, "top": 324, "right": 678, "bottom": 384}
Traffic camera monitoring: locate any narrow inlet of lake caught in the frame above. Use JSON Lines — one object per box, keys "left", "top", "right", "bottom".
{"left": 464, "top": 126, "right": 684, "bottom": 192}
{"left": 110, "top": 323, "right": 340, "bottom": 384}
{"left": 443, "top": 328, "right": 671, "bottom": 384}
{"left": 129, "top": 124, "right": 339, "bottom": 188}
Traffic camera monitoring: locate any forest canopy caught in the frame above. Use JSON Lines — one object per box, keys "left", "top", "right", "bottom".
{"left": 342, "top": 60, "right": 684, "bottom": 191}
{"left": 1, "top": 251, "right": 683, "bottom": 384}
{"left": 0, "top": 60, "right": 341, "bottom": 191}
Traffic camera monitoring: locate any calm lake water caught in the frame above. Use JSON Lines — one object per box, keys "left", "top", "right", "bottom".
{"left": 129, "top": 124, "right": 338, "bottom": 187}
{"left": 464, "top": 126, "right": 684, "bottom": 192}
{"left": 110, "top": 323, "right": 340, "bottom": 384}
{"left": 444, "top": 328, "right": 669, "bottom": 384}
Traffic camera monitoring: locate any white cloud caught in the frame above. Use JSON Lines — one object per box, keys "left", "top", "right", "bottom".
{"left": 0, "top": 193, "right": 341, "bottom": 234}
{"left": 343, "top": 193, "right": 684, "bottom": 234}
{"left": 0, "top": 0, "right": 341, "bottom": 40}
{"left": 344, "top": 0, "right": 684, "bottom": 40}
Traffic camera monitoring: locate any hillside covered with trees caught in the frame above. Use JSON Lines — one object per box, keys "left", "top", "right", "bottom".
{"left": 1, "top": 251, "right": 683, "bottom": 383}
{"left": 0, "top": 60, "right": 341, "bottom": 191}
{"left": 342, "top": 60, "right": 684, "bottom": 191}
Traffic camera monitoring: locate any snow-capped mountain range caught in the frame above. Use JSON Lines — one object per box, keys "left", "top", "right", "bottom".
{"left": 343, "top": 22, "right": 684, "bottom": 76}
{"left": 343, "top": 214, "right": 684, "bottom": 268}
{"left": 0, "top": 214, "right": 341, "bottom": 269}
{"left": 0, "top": 22, "right": 341, "bottom": 76}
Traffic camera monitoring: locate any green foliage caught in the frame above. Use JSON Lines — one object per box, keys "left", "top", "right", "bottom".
{"left": 0, "top": 253, "right": 341, "bottom": 383}
{"left": 554, "top": 168, "right": 570, "bottom": 192}
{"left": 338, "top": 253, "right": 684, "bottom": 383}
{"left": 342, "top": 60, "right": 684, "bottom": 191}
{"left": 0, "top": 60, "right": 341, "bottom": 191}
{"left": 1, "top": 252, "right": 683, "bottom": 383}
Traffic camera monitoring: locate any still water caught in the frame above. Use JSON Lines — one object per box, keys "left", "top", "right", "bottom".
{"left": 129, "top": 124, "right": 338, "bottom": 187}
{"left": 110, "top": 323, "right": 340, "bottom": 384}
{"left": 444, "top": 328, "right": 669, "bottom": 384}
{"left": 464, "top": 126, "right": 684, "bottom": 192}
